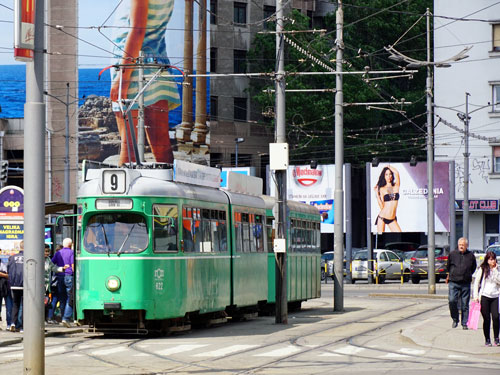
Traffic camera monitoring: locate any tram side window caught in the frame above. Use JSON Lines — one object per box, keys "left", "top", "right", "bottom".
{"left": 192, "top": 208, "right": 203, "bottom": 252}
{"left": 200, "top": 209, "right": 212, "bottom": 252}
{"left": 254, "top": 215, "right": 264, "bottom": 252}
{"left": 153, "top": 204, "right": 178, "bottom": 252}
{"left": 266, "top": 217, "right": 274, "bottom": 253}
{"left": 182, "top": 207, "right": 195, "bottom": 252}
{"left": 219, "top": 211, "right": 227, "bottom": 252}
{"left": 234, "top": 212, "right": 243, "bottom": 252}
{"left": 242, "top": 213, "right": 250, "bottom": 252}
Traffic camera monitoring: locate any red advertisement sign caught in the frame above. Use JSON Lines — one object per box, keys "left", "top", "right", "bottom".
{"left": 14, "top": 0, "right": 35, "bottom": 62}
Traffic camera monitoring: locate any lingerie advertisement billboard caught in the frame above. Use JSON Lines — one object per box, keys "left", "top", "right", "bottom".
{"left": 370, "top": 162, "right": 450, "bottom": 233}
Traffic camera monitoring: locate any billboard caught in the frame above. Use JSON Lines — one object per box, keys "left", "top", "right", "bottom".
{"left": 269, "top": 164, "right": 344, "bottom": 233}
{"left": 370, "top": 162, "right": 450, "bottom": 233}
{"left": 78, "top": 0, "right": 210, "bottom": 166}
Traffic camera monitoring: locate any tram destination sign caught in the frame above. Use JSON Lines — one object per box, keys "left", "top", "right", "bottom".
{"left": 455, "top": 199, "right": 499, "bottom": 211}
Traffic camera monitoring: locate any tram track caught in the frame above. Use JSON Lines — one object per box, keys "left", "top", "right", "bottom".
{"left": 2, "top": 297, "right": 498, "bottom": 374}
{"left": 124, "top": 299, "right": 444, "bottom": 374}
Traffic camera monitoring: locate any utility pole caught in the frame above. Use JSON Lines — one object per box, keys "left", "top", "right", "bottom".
{"left": 137, "top": 51, "right": 145, "bottom": 162}
{"left": 425, "top": 8, "right": 436, "bottom": 295}
{"left": 385, "top": 9, "right": 469, "bottom": 295}
{"left": 333, "top": 0, "right": 344, "bottom": 311}
{"left": 24, "top": 0, "right": 45, "bottom": 372}
{"left": 463, "top": 92, "right": 470, "bottom": 240}
{"left": 275, "top": 0, "right": 287, "bottom": 324}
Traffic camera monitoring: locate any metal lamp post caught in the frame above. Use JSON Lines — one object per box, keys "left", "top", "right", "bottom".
{"left": 235, "top": 137, "right": 245, "bottom": 167}
{"left": 385, "top": 8, "right": 470, "bottom": 294}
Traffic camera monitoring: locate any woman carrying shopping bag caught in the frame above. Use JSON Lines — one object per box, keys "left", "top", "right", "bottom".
{"left": 472, "top": 251, "right": 500, "bottom": 346}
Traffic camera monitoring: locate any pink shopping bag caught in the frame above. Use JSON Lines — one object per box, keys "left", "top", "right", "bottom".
{"left": 467, "top": 300, "right": 481, "bottom": 330}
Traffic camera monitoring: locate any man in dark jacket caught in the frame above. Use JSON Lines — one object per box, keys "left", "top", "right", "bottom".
{"left": 446, "top": 237, "right": 477, "bottom": 329}
{"left": 7, "top": 241, "right": 24, "bottom": 332}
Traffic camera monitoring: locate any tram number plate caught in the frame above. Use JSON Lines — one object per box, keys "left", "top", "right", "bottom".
{"left": 102, "top": 170, "right": 126, "bottom": 194}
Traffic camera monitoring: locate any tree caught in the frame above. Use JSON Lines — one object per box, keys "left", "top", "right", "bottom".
{"left": 247, "top": 0, "right": 432, "bottom": 166}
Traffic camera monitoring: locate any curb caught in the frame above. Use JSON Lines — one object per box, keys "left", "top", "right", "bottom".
{"left": 0, "top": 328, "right": 85, "bottom": 347}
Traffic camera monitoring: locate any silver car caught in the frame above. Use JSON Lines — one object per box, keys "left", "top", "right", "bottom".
{"left": 351, "top": 249, "right": 411, "bottom": 283}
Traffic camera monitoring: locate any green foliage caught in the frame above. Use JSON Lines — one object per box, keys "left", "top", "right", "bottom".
{"left": 247, "top": 1, "right": 432, "bottom": 166}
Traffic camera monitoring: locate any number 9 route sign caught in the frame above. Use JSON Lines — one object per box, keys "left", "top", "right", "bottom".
{"left": 102, "top": 170, "right": 126, "bottom": 194}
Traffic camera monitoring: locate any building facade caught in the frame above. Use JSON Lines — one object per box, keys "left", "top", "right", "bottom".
{"left": 208, "top": 0, "right": 334, "bottom": 176}
{"left": 434, "top": 0, "right": 500, "bottom": 249}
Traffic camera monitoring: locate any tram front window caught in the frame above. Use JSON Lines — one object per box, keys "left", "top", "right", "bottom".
{"left": 84, "top": 213, "right": 149, "bottom": 254}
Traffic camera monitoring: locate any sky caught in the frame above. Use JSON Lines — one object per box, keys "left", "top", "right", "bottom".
{"left": 0, "top": 0, "right": 189, "bottom": 67}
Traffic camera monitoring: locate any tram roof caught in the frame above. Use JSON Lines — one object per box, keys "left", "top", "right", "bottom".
{"left": 78, "top": 171, "right": 228, "bottom": 204}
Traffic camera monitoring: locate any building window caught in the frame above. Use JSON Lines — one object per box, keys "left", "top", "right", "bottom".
{"left": 234, "top": 2, "right": 246, "bottom": 25}
{"left": 210, "top": 47, "right": 217, "bottom": 73}
{"left": 493, "top": 84, "right": 500, "bottom": 112}
{"left": 210, "top": 96, "right": 218, "bottom": 121}
{"left": 493, "top": 146, "right": 500, "bottom": 173}
{"left": 493, "top": 24, "right": 500, "bottom": 51}
{"left": 233, "top": 49, "right": 246, "bottom": 73}
{"left": 263, "top": 5, "right": 275, "bottom": 29}
{"left": 234, "top": 97, "right": 247, "bottom": 121}
{"left": 210, "top": 0, "right": 217, "bottom": 25}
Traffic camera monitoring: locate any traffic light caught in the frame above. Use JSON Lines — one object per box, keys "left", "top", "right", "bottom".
{"left": 0, "top": 160, "right": 8, "bottom": 182}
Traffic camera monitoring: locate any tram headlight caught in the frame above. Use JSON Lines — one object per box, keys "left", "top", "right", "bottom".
{"left": 106, "top": 276, "right": 121, "bottom": 292}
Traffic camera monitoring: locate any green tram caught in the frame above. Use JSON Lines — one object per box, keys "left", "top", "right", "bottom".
{"left": 76, "top": 163, "right": 320, "bottom": 333}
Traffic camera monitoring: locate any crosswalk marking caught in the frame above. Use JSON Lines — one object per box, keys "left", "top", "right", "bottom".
{"left": 0, "top": 346, "right": 22, "bottom": 353}
{"left": 448, "top": 354, "right": 468, "bottom": 359}
{"left": 133, "top": 353, "right": 152, "bottom": 357}
{"left": 255, "top": 345, "right": 301, "bottom": 357}
{"left": 194, "top": 345, "right": 258, "bottom": 357}
{"left": 399, "top": 348, "right": 425, "bottom": 356}
{"left": 155, "top": 344, "right": 208, "bottom": 356}
{"left": 333, "top": 345, "right": 365, "bottom": 355}
{"left": 91, "top": 346, "right": 129, "bottom": 356}
{"left": 45, "top": 346, "right": 67, "bottom": 356}
{"left": 381, "top": 353, "right": 409, "bottom": 359}
{"left": 318, "top": 352, "right": 342, "bottom": 357}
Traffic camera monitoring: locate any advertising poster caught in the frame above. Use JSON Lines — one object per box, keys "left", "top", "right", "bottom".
{"left": 269, "top": 165, "right": 344, "bottom": 233}
{"left": 370, "top": 162, "right": 450, "bottom": 233}
{"left": 78, "top": 0, "right": 210, "bottom": 166}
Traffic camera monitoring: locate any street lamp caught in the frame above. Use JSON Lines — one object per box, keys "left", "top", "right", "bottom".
{"left": 384, "top": 8, "right": 471, "bottom": 295}
{"left": 235, "top": 137, "right": 245, "bottom": 167}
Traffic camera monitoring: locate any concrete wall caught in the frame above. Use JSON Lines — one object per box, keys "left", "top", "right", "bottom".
{"left": 46, "top": 0, "right": 78, "bottom": 202}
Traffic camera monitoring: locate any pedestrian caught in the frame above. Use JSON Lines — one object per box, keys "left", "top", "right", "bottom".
{"left": 472, "top": 251, "right": 500, "bottom": 346}
{"left": 7, "top": 241, "right": 24, "bottom": 332}
{"left": 50, "top": 238, "right": 74, "bottom": 327}
{"left": 446, "top": 237, "right": 477, "bottom": 330}
{"left": 44, "top": 244, "right": 67, "bottom": 322}
{"left": 0, "top": 258, "right": 12, "bottom": 330}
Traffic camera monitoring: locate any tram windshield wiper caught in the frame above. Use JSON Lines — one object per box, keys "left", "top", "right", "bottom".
{"left": 116, "top": 223, "right": 135, "bottom": 257}
{"left": 100, "top": 224, "right": 111, "bottom": 257}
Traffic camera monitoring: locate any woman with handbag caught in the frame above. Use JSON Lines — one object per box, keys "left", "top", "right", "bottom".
{"left": 473, "top": 251, "right": 500, "bottom": 346}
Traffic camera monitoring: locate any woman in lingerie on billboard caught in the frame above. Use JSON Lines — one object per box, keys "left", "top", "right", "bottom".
{"left": 374, "top": 165, "right": 402, "bottom": 233}
{"left": 110, "top": 0, "right": 181, "bottom": 165}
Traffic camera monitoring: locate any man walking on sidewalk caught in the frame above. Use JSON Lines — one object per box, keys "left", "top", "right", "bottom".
{"left": 446, "top": 237, "right": 477, "bottom": 330}
{"left": 51, "top": 238, "right": 74, "bottom": 327}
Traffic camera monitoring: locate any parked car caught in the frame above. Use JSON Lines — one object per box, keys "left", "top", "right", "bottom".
{"left": 470, "top": 249, "right": 486, "bottom": 266}
{"left": 409, "top": 245, "right": 450, "bottom": 284}
{"left": 485, "top": 245, "right": 500, "bottom": 262}
{"left": 320, "top": 251, "right": 334, "bottom": 281}
{"left": 351, "top": 249, "right": 411, "bottom": 283}
{"left": 384, "top": 242, "right": 420, "bottom": 252}
{"left": 320, "top": 250, "right": 352, "bottom": 281}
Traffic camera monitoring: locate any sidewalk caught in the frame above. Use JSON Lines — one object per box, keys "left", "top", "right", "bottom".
{"left": 0, "top": 321, "right": 84, "bottom": 347}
